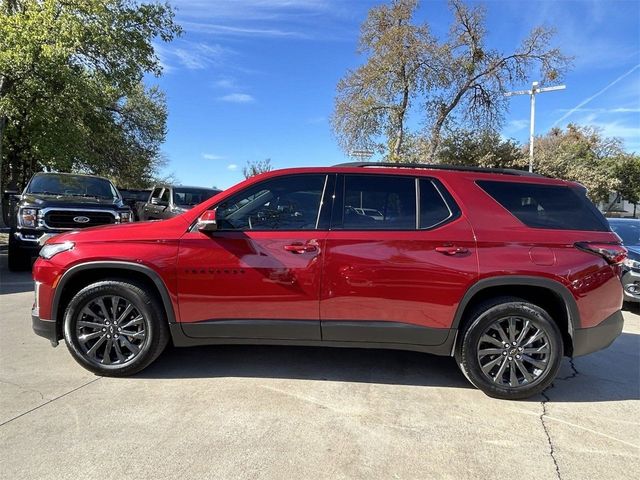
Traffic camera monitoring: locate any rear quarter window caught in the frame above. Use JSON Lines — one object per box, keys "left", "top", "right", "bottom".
{"left": 477, "top": 180, "right": 609, "bottom": 232}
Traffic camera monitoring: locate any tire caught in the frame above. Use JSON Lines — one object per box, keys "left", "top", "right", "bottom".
{"left": 455, "top": 297, "right": 563, "bottom": 400}
{"left": 63, "top": 279, "right": 169, "bottom": 376}
{"left": 8, "top": 232, "right": 32, "bottom": 272}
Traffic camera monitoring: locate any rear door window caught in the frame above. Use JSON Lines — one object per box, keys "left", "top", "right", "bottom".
{"left": 477, "top": 180, "right": 609, "bottom": 231}
{"left": 337, "top": 175, "right": 416, "bottom": 230}
{"left": 150, "top": 187, "right": 163, "bottom": 200}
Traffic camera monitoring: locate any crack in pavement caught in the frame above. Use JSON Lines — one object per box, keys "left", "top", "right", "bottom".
{"left": 539, "top": 357, "right": 581, "bottom": 480}
{"left": 0, "top": 378, "right": 101, "bottom": 427}
{"left": 0, "top": 379, "right": 46, "bottom": 401}
{"left": 541, "top": 387, "right": 562, "bottom": 480}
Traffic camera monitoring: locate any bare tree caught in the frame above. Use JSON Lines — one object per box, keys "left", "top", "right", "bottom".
{"left": 332, "top": 0, "right": 434, "bottom": 161}
{"left": 243, "top": 158, "right": 272, "bottom": 179}
{"left": 332, "top": 0, "right": 571, "bottom": 162}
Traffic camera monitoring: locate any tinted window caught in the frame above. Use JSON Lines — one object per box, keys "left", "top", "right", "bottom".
{"left": 173, "top": 187, "right": 219, "bottom": 207}
{"left": 477, "top": 180, "right": 609, "bottom": 231}
{"left": 216, "top": 175, "right": 327, "bottom": 231}
{"left": 340, "top": 175, "right": 416, "bottom": 230}
{"left": 151, "top": 187, "right": 163, "bottom": 199}
{"left": 160, "top": 189, "right": 170, "bottom": 203}
{"left": 419, "top": 179, "right": 459, "bottom": 229}
{"left": 27, "top": 174, "right": 117, "bottom": 199}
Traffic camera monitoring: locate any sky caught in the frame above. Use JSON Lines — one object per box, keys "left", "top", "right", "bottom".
{"left": 150, "top": 0, "right": 640, "bottom": 189}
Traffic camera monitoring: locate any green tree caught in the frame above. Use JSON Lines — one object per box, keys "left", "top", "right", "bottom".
{"left": 332, "top": 0, "right": 570, "bottom": 162}
{"left": 436, "top": 128, "right": 525, "bottom": 168}
{"left": 243, "top": 158, "right": 273, "bottom": 179}
{"left": 0, "top": 0, "right": 181, "bottom": 195}
{"left": 529, "top": 125, "right": 624, "bottom": 203}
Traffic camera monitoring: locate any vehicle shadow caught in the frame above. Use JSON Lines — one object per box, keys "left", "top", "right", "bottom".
{"left": 138, "top": 332, "right": 639, "bottom": 403}
{"left": 0, "top": 252, "right": 34, "bottom": 295}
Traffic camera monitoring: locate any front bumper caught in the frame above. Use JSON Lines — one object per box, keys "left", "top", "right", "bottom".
{"left": 621, "top": 269, "right": 640, "bottom": 303}
{"left": 32, "top": 311, "right": 59, "bottom": 347}
{"left": 572, "top": 310, "right": 624, "bottom": 357}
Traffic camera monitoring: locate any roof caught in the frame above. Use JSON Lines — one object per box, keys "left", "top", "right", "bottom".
{"left": 333, "top": 162, "right": 545, "bottom": 178}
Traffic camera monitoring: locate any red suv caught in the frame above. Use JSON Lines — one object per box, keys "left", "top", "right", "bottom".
{"left": 31, "top": 163, "right": 626, "bottom": 399}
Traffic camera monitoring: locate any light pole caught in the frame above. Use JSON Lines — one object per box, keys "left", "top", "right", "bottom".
{"left": 505, "top": 81, "right": 566, "bottom": 172}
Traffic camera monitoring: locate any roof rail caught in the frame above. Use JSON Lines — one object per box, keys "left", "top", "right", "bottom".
{"left": 333, "top": 162, "right": 545, "bottom": 177}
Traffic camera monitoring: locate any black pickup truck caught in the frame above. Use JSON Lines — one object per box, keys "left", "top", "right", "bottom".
{"left": 5, "top": 172, "right": 133, "bottom": 271}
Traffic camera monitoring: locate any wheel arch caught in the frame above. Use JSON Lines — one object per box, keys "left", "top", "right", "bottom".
{"left": 453, "top": 276, "right": 581, "bottom": 356}
{"left": 52, "top": 262, "right": 177, "bottom": 339}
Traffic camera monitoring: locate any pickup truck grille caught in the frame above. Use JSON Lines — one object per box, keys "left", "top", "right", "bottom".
{"left": 43, "top": 210, "right": 116, "bottom": 229}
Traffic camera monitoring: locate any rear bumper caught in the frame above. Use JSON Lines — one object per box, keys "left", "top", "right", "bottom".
{"left": 32, "top": 311, "right": 59, "bottom": 346}
{"left": 572, "top": 310, "right": 623, "bottom": 357}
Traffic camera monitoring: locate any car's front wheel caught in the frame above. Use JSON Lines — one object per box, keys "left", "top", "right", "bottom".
{"left": 455, "top": 297, "right": 563, "bottom": 400}
{"left": 63, "top": 280, "right": 169, "bottom": 376}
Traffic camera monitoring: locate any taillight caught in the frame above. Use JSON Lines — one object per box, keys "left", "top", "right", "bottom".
{"left": 574, "top": 242, "right": 627, "bottom": 265}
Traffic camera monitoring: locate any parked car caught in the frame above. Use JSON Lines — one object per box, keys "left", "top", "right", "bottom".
{"left": 608, "top": 218, "right": 640, "bottom": 304}
{"left": 117, "top": 188, "right": 152, "bottom": 221}
{"left": 139, "top": 185, "right": 221, "bottom": 221}
{"left": 31, "top": 163, "right": 626, "bottom": 399}
{"left": 5, "top": 172, "right": 133, "bottom": 271}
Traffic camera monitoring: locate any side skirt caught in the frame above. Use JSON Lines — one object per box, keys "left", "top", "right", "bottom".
{"left": 171, "top": 321, "right": 457, "bottom": 357}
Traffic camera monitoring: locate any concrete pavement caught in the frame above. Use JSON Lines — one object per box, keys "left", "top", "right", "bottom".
{"left": 1, "top": 251, "right": 638, "bottom": 479}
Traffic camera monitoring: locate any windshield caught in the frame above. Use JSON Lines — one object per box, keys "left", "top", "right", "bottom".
{"left": 609, "top": 220, "right": 640, "bottom": 246}
{"left": 27, "top": 174, "right": 118, "bottom": 199}
{"left": 120, "top": 190, "right": 151, "bottom": 201}
{"left": 173, "top": 188, "right": 219, "bottom": 207}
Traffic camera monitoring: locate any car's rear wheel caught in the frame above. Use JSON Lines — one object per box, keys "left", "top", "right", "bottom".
{"left": 455, "top": 297, "right": 563, "bottom": 400}
{"left": 63, "top": 280, "right": 169, "bottom": 376}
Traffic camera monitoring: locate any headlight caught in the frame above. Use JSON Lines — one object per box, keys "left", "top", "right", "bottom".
{"left": 39, "top": 241, "right": 74, "bottom": 259}
{"left": 20, "top": 208, "right": 39, "bottom": 228}
{"left": 624, "top": 257, "right": 640, "bottom": 270}
{"left": 119, "top": 211, "right": 133, "bottom": 223}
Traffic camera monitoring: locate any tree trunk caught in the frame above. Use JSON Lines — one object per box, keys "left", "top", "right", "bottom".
{"left": 391, "top": 66, "right": 410, "bottom": 162}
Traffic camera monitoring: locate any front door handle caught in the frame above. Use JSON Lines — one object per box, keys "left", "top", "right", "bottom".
{"left": 435, "top": 246, "right": 469, "bottom": 255}
{"left": 284, "top": 243, "right": 317, "bottom": 254}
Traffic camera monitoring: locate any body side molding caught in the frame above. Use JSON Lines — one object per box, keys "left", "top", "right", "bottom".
{"left": 452, "top": 275, "right": 581, "bottom": 333}
{"left": 51, "top": 261, "right": 177, "bottom": 324}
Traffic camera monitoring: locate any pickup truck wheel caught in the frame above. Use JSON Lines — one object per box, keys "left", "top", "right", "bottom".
{"left": 455, "top": 297, "right": 563, "bottom": 400}
{"left": 8, "top": 233, "right": 32, "bottom": 272}
{"left": 63, "top": 280, "right": 169, "bottom": 376}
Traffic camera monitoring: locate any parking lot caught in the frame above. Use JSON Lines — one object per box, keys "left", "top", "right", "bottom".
{"left": 0, "top": 250, "right": 638, "bottom": 480}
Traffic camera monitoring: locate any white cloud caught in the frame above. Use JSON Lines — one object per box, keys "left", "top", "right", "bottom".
{"left": 554, "top": 64, "right": 640, "bottom": 126}
{"left": 154, "top": 41, "right": 230, "bottom": 71}
{"left": 218, "top": 93, "right": 255, "bottom": 103}
{"left": 213, "top": 78, "right": 236, "bottom": 89}
{"left": 182, "top": 21, "right": 308, "bottom": 38}
{"left": 202, "top": 153, "right": 224, "bottom": 160}
{"left": 227, "top": 164, "right": 239, "bottom": 171}
{"left": 505, "top": 119, "right": 529, "bottom": 132}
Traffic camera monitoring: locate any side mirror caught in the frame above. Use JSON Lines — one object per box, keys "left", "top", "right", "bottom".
{"left": 197, "top": 210, "right": 218, "bottom": 232}
{"left": 4, "top": 189, "right": 19, "bottom": 200}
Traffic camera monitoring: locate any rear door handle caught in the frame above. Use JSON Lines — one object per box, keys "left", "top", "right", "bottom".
{"left": 435, "top": 246, "right": 469, "bottom": 255}
{"left": 284, "top": 243, "right": 317, "bottom": 254}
